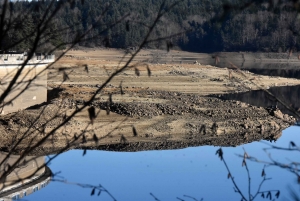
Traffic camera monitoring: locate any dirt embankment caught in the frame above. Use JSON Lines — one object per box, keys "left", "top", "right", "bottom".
{"left": 1, "top": 49, "right": 300, "bottom": 155}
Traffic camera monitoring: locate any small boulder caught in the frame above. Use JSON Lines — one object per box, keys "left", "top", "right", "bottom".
{"left": 272, "top": 109, "right": 284, "bottom": 120}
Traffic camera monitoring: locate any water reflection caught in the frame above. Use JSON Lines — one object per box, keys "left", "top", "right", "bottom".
{"left": 24, "top": 126, "right": 300, "bottom": 201}
{"left": 0, "top": 153, "right": 51, "bottom": 201}
{"left": 250, "top": 68, "right": 300, "bottom": 79}
{"left": 219, "top": 61, "right": 300, "bottom": 79}
{"left": 215, "top": 85, "right": 300, "bottom": 120}
{"left": 199, "top": 56, "right": 300, "bottom": 79}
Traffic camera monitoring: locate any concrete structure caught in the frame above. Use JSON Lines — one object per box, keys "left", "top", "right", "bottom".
{"left": 0, "top": 52, "right": 54, "bottom": 114}
{"left": 0, "top": 152, "right": 51, "bottom": 201}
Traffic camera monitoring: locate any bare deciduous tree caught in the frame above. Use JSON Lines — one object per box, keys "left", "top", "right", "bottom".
{"left": 0, "top": 0, "right": 192, "bottom": 199}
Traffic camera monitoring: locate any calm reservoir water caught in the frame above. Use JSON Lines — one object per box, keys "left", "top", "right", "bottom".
{"left": 216, "top": 84, "right": 300, "bottom": 121}
{"left": 20, "top": 125, "right": 300, "bottom": 201}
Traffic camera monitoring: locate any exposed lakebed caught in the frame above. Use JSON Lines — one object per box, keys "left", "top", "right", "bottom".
{"left": 2, "top": 50, "right": 300, "bottom": 200}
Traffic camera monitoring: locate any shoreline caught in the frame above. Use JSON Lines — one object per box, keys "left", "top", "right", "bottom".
{"left": 0, "top": 49, "right": 299, "bottom": 155}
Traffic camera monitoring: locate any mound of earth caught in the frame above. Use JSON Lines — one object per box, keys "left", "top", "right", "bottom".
{"left": 0, "top": 87, "right": 294, "bottom": 155}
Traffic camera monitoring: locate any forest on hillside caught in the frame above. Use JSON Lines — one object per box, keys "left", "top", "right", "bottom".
{"left": 2, "top": 0, "right": 300, "bottom": 53}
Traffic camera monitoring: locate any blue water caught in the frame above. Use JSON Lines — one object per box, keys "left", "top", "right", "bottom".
{"left": 26, "top": 126, "right": 300, "bottom": 201}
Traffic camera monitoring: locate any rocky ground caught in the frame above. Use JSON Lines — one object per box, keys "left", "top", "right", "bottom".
{"left": 1, "top": 49, "right": 300, "bottom": 155}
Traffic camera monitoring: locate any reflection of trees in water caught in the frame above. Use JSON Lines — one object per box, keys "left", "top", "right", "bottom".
{"left": 212, "top": 59, "right": 300, "bottom": 80}
{"left": 250, "top": 68, "right": 300, "bottom": 79}
{"left": 220, "top": 85, "right": 300, "bottom": 119}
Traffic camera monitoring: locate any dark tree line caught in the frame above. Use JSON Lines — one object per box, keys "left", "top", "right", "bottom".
{"left": 3, "top": 0, "right": 300, "bottom": 53}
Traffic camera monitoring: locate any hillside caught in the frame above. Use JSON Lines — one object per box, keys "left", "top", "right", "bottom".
{"left": 3, "top": 0, "right": 300, "bottom": 53}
